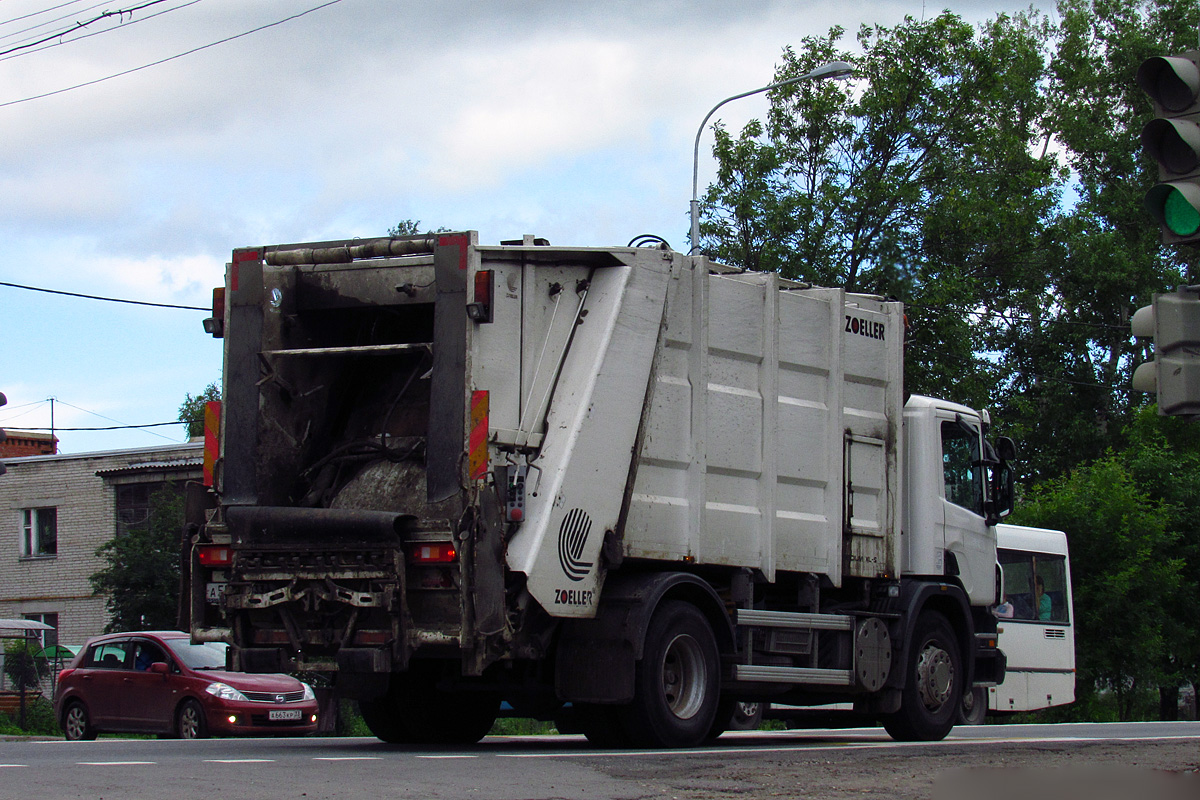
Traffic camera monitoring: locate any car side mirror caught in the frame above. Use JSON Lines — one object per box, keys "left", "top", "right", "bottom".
{"left": 150, "top": 661, "right": 170, "bottom": 675}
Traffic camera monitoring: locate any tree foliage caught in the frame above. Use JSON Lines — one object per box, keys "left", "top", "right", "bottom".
{"left": 90, "top": 485, "right": 184, "bottom": 633}
{"left": 178, "top": 382, "right": 221, "bottom": 440}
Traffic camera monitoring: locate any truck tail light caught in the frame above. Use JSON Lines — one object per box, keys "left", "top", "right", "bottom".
{"left": 411, "top": 543, "right": 457, "bottom": 563}
{"left": 197, "top": 544, "right": 233, "bottom": 567}
{"left": 466, "top": 269, "right": 494, "bottom": 322}
{"left": 203, "top": 287, "right": 226, "bottom": 337}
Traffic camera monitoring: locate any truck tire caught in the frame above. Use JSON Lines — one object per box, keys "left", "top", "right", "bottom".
{"left": 359, "top": 670, "right": 501, "bottom": 745}
{"left": 621, "top": 600, "right": 720, "bottom": 748}
{"left": 574, "top": 703, "right": 631, "bottom": 748}
{"left": 883, "top": 611, "right": 961, "bottom": 741}
{"left": 958, "top": 686, "right": 987, "bottom": 726}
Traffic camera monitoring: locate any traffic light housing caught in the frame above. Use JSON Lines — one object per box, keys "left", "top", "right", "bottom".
{"left": 1132, "top": 288, "right": 1200, "bottom": 416}
{"left": 1139, "top": 52, "right": 1200, "bottom": 244}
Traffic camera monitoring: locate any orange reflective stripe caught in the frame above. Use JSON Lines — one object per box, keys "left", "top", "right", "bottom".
{"left": 203, "top": 400, "right": 221, "bottom": 487}
{"left": 469, "top": 391, "right": 489, "bottom": 481}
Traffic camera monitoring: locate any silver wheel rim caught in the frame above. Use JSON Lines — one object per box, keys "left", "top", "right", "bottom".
{"left": 661, "top": 633, "right": 707, "bottom": 720}
{"left": 915, "top": 642, "right": 954, "bottom": 712}
{"left": 180, "top": 706, "right": 199, "bottom": 739}
{"left": 66, "top": 706, "right": 86, "bottom": 739}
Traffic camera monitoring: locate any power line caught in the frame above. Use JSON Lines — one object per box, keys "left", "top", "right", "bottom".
{"left": 0, "top": 1, "right": 91, "bottom": 30}
{"left": 0, "top": 0, "right": 344, "bottom": 109}
{"left": 0, "top": 1, "right": 164, "bottom": 54}
{"left": 11, "top": 421, "right": 181, "bottom": 431}
{"left": 0, "top": 0, "right": 202, "bottom": 63}
{"left": 0, "top": 280, "right": 208, "bottom": 310}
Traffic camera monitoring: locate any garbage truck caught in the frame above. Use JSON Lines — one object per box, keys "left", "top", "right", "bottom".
{"left": 185, "top": 231, "right": 1016, "bottom": 747}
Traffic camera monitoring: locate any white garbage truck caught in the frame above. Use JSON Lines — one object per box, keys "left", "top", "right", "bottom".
{"left": 185, "top": 231, "right": 1016, "bottom": 747}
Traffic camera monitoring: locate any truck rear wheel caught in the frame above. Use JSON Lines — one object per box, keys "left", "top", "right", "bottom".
{"left": 359, "top": 669, "right": 501, "bottom": 745}
{"left": 883, "top": 611, "right": 961, "bottom": 741}
{"left": 621, "top": 600, "right": 720, "bottom": 748}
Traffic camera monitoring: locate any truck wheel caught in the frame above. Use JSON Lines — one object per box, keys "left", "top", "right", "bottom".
{"left": 883, "top": 611, "right": 961, "bottom": 742}
{"left": 63, "top": 701, "right": 98, "bottom": 741}
{"left": 177, "top": 699, "right": 210, "bottom": 739}
{"left": 958, "top": 686, "right": 987, "bottom": 725}
{"left": 575, "top": 703, "right": 630, "bottom": 748}
{"left": 622, "top": 600, "right": 720, "bottom": 748}
{"left": 357, "top": 696, "right": 415, "bottom": 744}
{"left": 360, "top": 670, "right": 500, "bottom": 745}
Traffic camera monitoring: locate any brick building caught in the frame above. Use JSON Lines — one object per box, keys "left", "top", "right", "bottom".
{"left": 0, "top": 430, "right": 58, "bottom": 458}
{"left": 0, "top": 442, "right": 202, "bottom": 651}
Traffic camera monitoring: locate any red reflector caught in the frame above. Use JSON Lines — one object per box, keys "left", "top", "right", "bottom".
{"left": 203, "top": 400, "right": 221, "bottom": 487}
{"left": 197, "top": 545, "right": 233, "bottom": 567}
{"left": 411, "top": 543, "right": 457, "bottom": 563}
{"left": 467, "top": 269, "right": 494, "bottom": 322}
{"left": 252, "top": 629, "right": 291, "bottom": 645}
{"left": 353, "top": 630, "right": 388, "bottom": 645}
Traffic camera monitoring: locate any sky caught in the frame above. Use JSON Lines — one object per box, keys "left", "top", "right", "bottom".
{"left": 0, "top": 0, "right": 1055, "bottom": 454}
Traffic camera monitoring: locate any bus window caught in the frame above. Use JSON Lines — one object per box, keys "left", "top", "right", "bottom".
{"left": 998, "top": 548, "right": 1069, "bottom": 624}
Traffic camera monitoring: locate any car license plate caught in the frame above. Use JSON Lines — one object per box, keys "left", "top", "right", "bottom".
{"left": 206, "top": 583, "right": 223, "bottom": 602}
{"left": 269, "top": 709, "right": 302, "bottom": 721}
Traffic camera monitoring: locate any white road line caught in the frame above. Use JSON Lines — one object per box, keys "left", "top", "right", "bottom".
{"left": 75, "top": 761, "right": 157, "bottom": 766}
{"left": 0, "top": 765, "right": 28, "bottom": 768}
{"left": 416, "top": 755, "right": 479, "bottom": 759}
{"left": 312, "top": 757, "right": 383, "bottom": 761}
{"left": 203, "top": 759, "right": 275, "bottom": 763}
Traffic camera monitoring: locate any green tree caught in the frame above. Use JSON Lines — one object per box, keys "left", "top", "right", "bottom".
{"left": 90, "top": 485, "right": 184, "bottom": 632}
{"left": 3, "top": 639, "right": 48, "bottom": 692}
{"left": 387, "top": 219, "right": 451, "bottom": 237}
{"left": 698, "top": 11, "right": 1061, "bottom": 410}
{"left": 178, "top": 382, "right": 221, "bottom": 440}
{"left": 1011, "top": 456, "right": 1181, "bottom": 720}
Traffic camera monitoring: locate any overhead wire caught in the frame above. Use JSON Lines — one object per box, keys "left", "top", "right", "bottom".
{"left": 0, "top": 279, "right": 209, "bottom": 311}
{"left": 0, "top": 0, "right": 345, "bottom": 109}
{"left": 0, "top": 0, "right": 203, "bottom": 63}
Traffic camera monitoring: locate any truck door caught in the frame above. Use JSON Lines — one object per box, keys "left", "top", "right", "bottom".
{"left": 939, "top": 418, "right": 993, "bottom": 603}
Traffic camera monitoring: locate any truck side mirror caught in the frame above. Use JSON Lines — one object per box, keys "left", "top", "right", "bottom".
{"left": 995, "top": 436, "right": 1017, "bottom": 462}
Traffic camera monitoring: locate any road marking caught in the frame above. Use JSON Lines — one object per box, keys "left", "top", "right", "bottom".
{"left": 312, "top": 757, "right": 383, "bottom": 761}
{"left": 204, "top": 759, "right": 275, "bottom": 763}
{"left": 0, "top": 765, "right": 28, "bottom": 768}
{"left": 416, "top": 755, "right": 479, "bottom": 759}
{"left": 76, "top": 761, "right": 157, "bottom": 766}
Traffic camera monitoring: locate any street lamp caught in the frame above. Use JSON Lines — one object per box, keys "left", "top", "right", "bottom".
{"left": 689, "top": 61, "right": 855, "bottom": 255}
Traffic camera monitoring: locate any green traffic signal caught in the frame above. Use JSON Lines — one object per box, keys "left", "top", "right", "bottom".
{"left": 1165, "top": 186, "right": 1200, "bottom": 235}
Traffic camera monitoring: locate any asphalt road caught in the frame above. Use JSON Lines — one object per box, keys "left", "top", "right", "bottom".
{"left": 3, "top": 722, "right": 1198, "bottom": 800}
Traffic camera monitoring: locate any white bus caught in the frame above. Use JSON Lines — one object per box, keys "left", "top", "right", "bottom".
{"left": 989, "top": 524, "right": 1075, "bottom": 715}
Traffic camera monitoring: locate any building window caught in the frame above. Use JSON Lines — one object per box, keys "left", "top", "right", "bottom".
{"left": 21, "top": 613, "right": 59, "bottom": 649}
{"left": 115, "top": 484, "right": 153, "bottom": 537}
{"left": 20, "top": 507, "right": 57, "bottom": 557}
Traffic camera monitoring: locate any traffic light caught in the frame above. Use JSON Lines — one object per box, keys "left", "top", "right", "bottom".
{"left": 1131, "top": 289, "right": 1200, "bottom": 416}
{"left": 1138, "top": 52, "right": 1200, "bottom": 244}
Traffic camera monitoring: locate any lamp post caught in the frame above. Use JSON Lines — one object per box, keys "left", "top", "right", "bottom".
{"left": 689, "top": 61, "right": 854, "bottom": 255}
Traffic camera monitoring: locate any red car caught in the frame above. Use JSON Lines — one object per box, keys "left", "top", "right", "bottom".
{"left": 53, "top": 631, "right": 318, "bottom": 740}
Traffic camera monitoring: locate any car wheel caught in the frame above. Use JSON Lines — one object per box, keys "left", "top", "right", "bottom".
{"left": 63, "top": 701, "right": 97, "bottom": 741}
{"left": 177, "top": 699, "right": 209, "bottom": 740}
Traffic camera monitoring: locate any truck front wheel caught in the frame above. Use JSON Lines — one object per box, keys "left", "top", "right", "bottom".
{"left": 883, "top": 611, "right": 961, "bottom": 741}
{"left": 622, "top": 600, "right": 720, "bottom": 748}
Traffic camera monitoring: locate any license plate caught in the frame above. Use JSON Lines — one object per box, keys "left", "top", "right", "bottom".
{"left": 206, "top": 583, "right": 223, "bottom": 602}
{"left": 269, "top": 709, "right": 302, "bottom": 721}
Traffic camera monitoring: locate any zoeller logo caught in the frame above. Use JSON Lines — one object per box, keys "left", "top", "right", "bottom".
{"left": 557, "top": 508, "right": 593, "bottom": 581}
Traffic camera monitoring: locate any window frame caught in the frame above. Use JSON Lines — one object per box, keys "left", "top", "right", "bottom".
{"left": 19, "top": 507, "right": 58, "bottom": 558}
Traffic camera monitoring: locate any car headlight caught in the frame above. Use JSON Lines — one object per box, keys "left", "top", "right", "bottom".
{"left": 300, "top": 682, "right": 315, "bottom": 702}
{"left": 205, "top": 682, "right": 249, "bottom": 702}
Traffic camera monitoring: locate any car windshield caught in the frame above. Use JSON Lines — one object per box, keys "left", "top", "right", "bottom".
{"left": 165, "top": 639, "right": 228, "bottom": 670}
